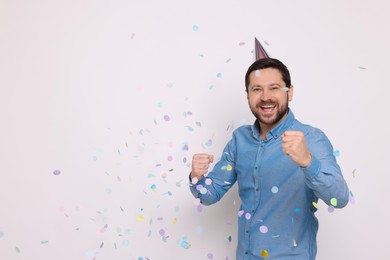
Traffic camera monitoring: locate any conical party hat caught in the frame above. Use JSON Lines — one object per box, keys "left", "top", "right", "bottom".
{"left": 254, "top": 37, "right": 270, "bottom": 60}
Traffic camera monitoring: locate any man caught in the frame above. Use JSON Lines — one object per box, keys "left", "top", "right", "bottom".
{"left": 189, "top": 57, "right": 349, "bottom": 259}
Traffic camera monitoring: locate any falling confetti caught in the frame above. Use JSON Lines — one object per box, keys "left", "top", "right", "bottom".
{"left": 53, "top": 170, "right": 61, "bottom": 176}
{"left": 216, "top": 73, "right": 222, "bottom": 78}
{"left": 207, "top": 253, "right": 214, "bottom": 259}
{"left": 349, "top": 191, "right": 356, "bottom": 204}
{"left": 226, "top": 165, "right": 233, "bottom": 171}
{"left": 260, "top": 249, "right": 269, "bottom": 258}
{"left": 163, "top": 115, "right": 170, "bottom": 122}
{"left": 333, "top": 150, "right": 341, "bottom": 157}
{"left": 328, "top": 206, "right": 335, "bottom": 213}
{"left": 271, "top": 186, "right": 279, "bottom": 194}
{"left": 200, "top": 187, "right": 208, "bottom": 194}
{"left": 330, "top": 198, "right": 338, "bottom": 207}
{"left": 255, "top": 70, "right": 261, "bottom": 77}
{"left": 100, "top": 224, "right": 108, "bottom": 232}
{"left": 259, "top": 225, "right": 268, "bottom": 234}
{"left": 312, "top": 202, "right": 319, "bottom": 209}
{"left": 192, "top": 25, "right": 199, "bottom": 31}
{"left": 0, "top": 231, "right": 4, "bottom": 238}
{"left": 293, "top": 240, "right": 297, "bottom": 247}
{"left": 191, "top": 177, "right": 198, "bottom": 184}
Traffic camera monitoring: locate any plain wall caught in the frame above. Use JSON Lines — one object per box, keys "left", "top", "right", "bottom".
{"left": 1, "top": 0, "right": 389, "bottom": 259}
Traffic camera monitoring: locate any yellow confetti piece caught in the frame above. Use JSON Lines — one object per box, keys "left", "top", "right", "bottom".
{"left": 293, "top": 240, "right": 297, "bottom": 247}
{"left": 172, "top": 218, "right": 177, "bottom": 224}
{"left": 312, "top": 202, "right": 319, "bottom": 209}
{"left": 137, "top": 215, "right": 144, "bottom": 221}
{"left": 260, "top": 249, "right": 269, "bottom": 258}
{"left": 226, "top": 164, "right": 233, "bottom": 171}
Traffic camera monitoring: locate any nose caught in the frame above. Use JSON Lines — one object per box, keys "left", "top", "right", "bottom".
{"left": 261, "top": 88, "right": 271, "bottom": 101}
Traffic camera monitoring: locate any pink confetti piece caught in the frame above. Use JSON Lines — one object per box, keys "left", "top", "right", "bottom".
{"left": 100, "top": 224, "right": 108, "bottom": 232}
{"left": 53, "top": 170, "right": 61, "bottom": 176}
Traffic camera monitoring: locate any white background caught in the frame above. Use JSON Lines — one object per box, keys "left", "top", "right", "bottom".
{"left": 1, "top": 0, "right": 389, "bottom": 259}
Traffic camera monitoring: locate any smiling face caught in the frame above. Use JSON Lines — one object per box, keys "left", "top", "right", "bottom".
{"left": 247, "top": 68, "right": 293, "bottom": 136}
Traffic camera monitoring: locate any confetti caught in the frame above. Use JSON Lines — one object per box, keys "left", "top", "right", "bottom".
{"left": 280, "top": 87, "right": 289, "bottom": 92}
{"left": 333, "top": 150, "right": 341, "bottom": 157}
{"left": 191, "top": 177, "right": 198, "bottom": 185}
{"left": 271, "top": 186, "right": 279, "bottom": 194}
{"left": 259, "top": 225, "right": 268, "bottom": 234}
{"left": 207, "top": 253, "right": 214, "bottom": 259}
{"left": 200, "top": 187, "right": 208, "bottom": 194}
{"left": 226, "top": 165, "right": 233, "bottom": 171}
{"left": 53, "top": 170, "right": 61, "bottom": 176}
{"left": 85, "top": 250, "right": 95, "bottom": 259}
{"left": 196, "top": 226, "right": 203, "bottom": 233}
{"left": 260, "top": 249, "right": 269, "bottom": 258}
{"left": 239, "top": 42, "right": 246, "bottom": 46}
{"left": 293, "top": 240, "right": 297, "bottom": 247}
{"left": 245, "top": 212, "right": 251, "bottom": 220}
{"left": 205, "top": 139, "right": 213, "bottom": 146}
{"left": 328, "top": 206, "right": 335, "bottom": 213}
{"left": 100, "top": 224, "right": 108, "bottom": 232}
{"left": 349, "top": 191, "right": 356, "bottom": 204}
{"left": 0, "top": 231, "right": 4, "bottom": 238}
{"left": 330, "top": 198, "right": 338, "bottom": 207}
{"left": 185, "top": 126, "right": 194, "bottom": 132}
{"left": 216, "top": 73, "right": 222, "bottom": 78}
{"left": 192, "top": 25, "right": 199, "bottom": 31}
{"left": 238, "top": 210, "right": 244, "bottom": 217}
{"left": 205, "top": 178, "right": 212, "bottom": 185}
{"left": 163, "top": 115, "right": 170, "bottom": 122}
{"left": 312, "top": 202, "right": 319, "bottom": 209}
{"left": 255, "top": 70, "right": 261, "bottom": 77}
{"left": 159, "top": 229, "right": 165, "bottom": 236}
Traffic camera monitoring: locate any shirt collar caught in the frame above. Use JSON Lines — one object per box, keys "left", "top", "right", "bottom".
{"left": 251, "top": 109, "right": 295, "bottom": 141}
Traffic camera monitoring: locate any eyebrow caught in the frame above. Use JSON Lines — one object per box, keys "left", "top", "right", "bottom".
{"left": 250, "top": 83, "right": 283, "bottom": 89}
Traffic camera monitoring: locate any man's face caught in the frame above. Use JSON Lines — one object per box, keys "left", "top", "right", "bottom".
{"left": 247, "top": 68, "right": 293, "bottom": 131}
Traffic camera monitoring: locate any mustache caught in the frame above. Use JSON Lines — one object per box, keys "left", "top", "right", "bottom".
{"left": 256, "top": 101, "right": 277, "bottom": 107}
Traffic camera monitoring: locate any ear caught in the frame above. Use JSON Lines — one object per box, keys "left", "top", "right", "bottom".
{"left": 287, "top": 85, "right": 294, "bottom": 101}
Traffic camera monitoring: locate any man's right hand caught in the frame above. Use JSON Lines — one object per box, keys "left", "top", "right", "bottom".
{"left": 190, "top": 153, "right": 214, "bottom": 183}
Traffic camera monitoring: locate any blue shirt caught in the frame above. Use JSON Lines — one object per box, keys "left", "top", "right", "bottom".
{"left": 189, "top": 110, "right": 349, "bottom": 259}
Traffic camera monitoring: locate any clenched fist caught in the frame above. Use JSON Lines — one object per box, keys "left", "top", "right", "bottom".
{"left": 281, "top": 130, "right": 312, "bottom": 168}
{"left": 190, "top": 153, "right": 214, "bottom": 183}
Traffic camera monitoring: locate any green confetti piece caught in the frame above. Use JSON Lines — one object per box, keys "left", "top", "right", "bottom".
{"left": 330, "top": 198, "right": 338, "bottom": 207}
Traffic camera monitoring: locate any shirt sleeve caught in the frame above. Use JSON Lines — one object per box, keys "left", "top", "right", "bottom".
{"left": 189, "top": 137, "right": 238, "bottom": 206}
{"left": 302, "top": 127, "right": 350, "bottom": 208}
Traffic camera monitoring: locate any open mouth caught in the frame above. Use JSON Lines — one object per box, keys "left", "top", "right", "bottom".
{"left": 260, "top": 104, "right": 276, "bottom": 113}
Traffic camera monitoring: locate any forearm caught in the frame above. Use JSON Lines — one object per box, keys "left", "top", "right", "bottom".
{"left": 303, "top": 156, "right": 349, "bottom": 208}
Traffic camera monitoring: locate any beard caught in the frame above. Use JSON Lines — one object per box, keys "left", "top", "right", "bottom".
{"left": 250, "top": 100, "right": 289, "bottom": 127}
